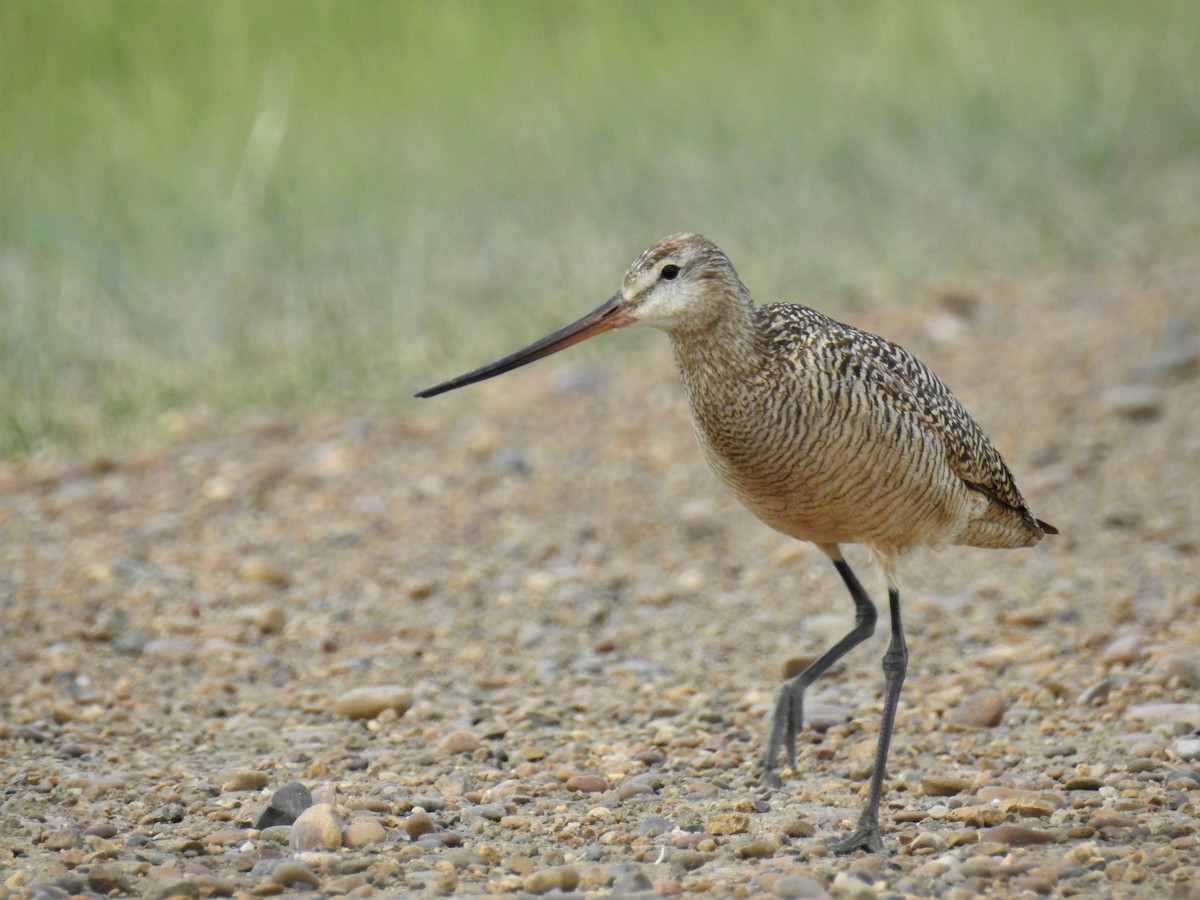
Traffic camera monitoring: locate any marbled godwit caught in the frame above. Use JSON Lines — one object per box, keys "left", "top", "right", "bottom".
{"left": 416, "top": 233, "right": 1056, "bottom": 853}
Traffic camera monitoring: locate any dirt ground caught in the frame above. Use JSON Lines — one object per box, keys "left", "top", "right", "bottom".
{"left": 2, "top": 254, "right": 1198, "bottom": 898}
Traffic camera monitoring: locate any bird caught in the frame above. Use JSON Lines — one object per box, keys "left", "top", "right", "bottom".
{"left": 415, "top": 233, "right": 1056, "bottom": 853}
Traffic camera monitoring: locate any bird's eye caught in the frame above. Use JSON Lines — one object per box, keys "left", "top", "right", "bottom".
{"left": 660, "top": 264, "right": 681, "bottom": 281}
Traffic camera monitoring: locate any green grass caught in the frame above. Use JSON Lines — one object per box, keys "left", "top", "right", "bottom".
{"left": 2, "top": 1, "right": 1199, "bottom": 455}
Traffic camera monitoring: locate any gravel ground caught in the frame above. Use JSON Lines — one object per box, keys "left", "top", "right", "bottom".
{"left": 2, "top": 255, "right": 1198, "bottom": 899}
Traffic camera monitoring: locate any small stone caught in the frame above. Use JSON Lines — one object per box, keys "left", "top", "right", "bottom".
{"left": 1089, "top": 808, "right": 1137, "bottom": 829}
{"left": 806, "top": 701, "right": 852, "bottom": 731}
{"left": 438, "top": 730, "right": 483, "bottom": 754}
{"left": 981, "top": 824, "right": 1056, "bottom": 845}
{"left": 652, "top": 877, "right": 684, "bottom": 896}
{"left": 1126, "top": 702, "right": 1200, "bottom": 727}
{"left": 947, "top": 829, "right": 979, "bottom": 847}
{"left": 1076, "top": 677, "right": 1114, "bottom": 705}
{"left": 920, "top": 774, "right": 972, "bottom": 796}
{"left": 1149, "top": 653, "right": 1200, "bottom": 688}
{"left": 87, "top": 865, "right": 132, "bottom": 893}
{"left": 1101, "top": 384, "right": 1163, "bottom": 421}
{"left": 771, "top": 873, "right": 827, "bottom": 898}
{"left": 219, "top": 770, "right": 269, "bottom": 792}
{"left": 565, "top": 774, "right": 608, "bottom": 793}
{"left": 615, "top": 779, "right": 656, "bottom": 801}
{"left": 404, "top": 807, "right": 437, "bottom": 840}
{"left": 289, "top": 803, "right": 343, "bottom": 851}
{"left": 948, "top": 805, "right": 1005, "bottom": 826}
{"left": 781, "top": 816, "right": 816, "bottom": 838}
{"left": 1043, "top": 741, "right": 1077, "bottom": 758}
{"left": 271, "top": 859, "right": 320, "bottom": 888}
{"left": 705, "top": 812, "right": 750, "bottom": 834}
{"left": 736, "top": 834, "right": 783, "bottom": 858}
{"left": 524, "top": 864, "right": 580, "bottom": 894}
{"left": 831, "top": 871, "right": 878, "bottom": 899}
{"left": 342, "top": 816, "right": 387, "bottom": 848}
{"left": 239, "top": 557, "right": 291, "bottom": 587}
{"left": 254, "top": 781, "right": 313, "bottom": 829}
{"left": 909, "top": 831, "right": 946, "bottom": 853}
{"left": 669, "top": 849, "right": 707, "bottom": 870}
{"left": 1063, "top": 774, "right": 1102, "bottom": 791}
{"left": 333, "top": 685, "right": 412, "bottom": 720}
{"left": 1176, "top": 737, "right": 1200, "bottom": 761}
{"left": 1102, "top": 632, "right": 1144, "bottom": 666}
{"left": 256, "top": 604, "right": 287, "bottom": 635}
{"left": 144, "top": 878, "right": 200, "bottom": 900}
{"left": 948, "top": 691, "right": 1006, "bottom": 728}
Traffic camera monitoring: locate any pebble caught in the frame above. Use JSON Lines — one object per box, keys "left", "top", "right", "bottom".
{"left": 831, "top": 871, "right": 878, "bottom": 899}
{"left": 238, "top": 557, "right": 292, "bottom": 587}
{"left": 981, "top": 824, "right": 1056, "bottom": 845}
{"left": 806, "top": 701, "right": 852, "bottom": 731}
{"left": 342, "top": 816, "right": 388, "bottom": 848}
{"left": 670, "top": 849, "right": 707, "bottom": 870}
{"left": 404, "top": 807, "right": 437, "bottom": 840}
{"left": 770, "top": 873, "right": 827, "bottom": 898}
{"left": 255, "top": 781, "right": 313, "bottom": 829}
{"left": 734, "top": 833, "right": 783, "bottom": 858}
{"left": 255, "top": 604, "right": 287, "bottom": 634}
{"left": 1126, "top": 702, "right": 1200, "bottom": 727}
{"left": 438, "top": 730, "right": 483, "bottom": 754}
{"left": 565, "top": 774, "right": 608, "bottom": 793}
{"left": 704, "top": 812, "right": 750, "bottom": 834}
{"left": 1176, "top": 737, "right": 1200, "bottom": 760}
{"left": 1101, "top": 632, "right": 1144, "bottom": 665}
{"left": 920, "top": 774, "right": 972, "bottom": 796}
{"left": 948, "top": 690, "right": 1006, "bottom": 728}
{"left": 524, "top": 864, "right": 580, "bottom": 894}
{"left": 144, "top": 878, "right": 200, "bottom": 900}
{"left": 289, "top": 803, "right": 343, "bottom": 851}
{"left": 218, "top": 770, "right": 269, "bottom": 792}
{"left": 333, "top": 685, "right": 413, "bottom": 720}
{"left": 87, "top": 865, "right": 132, "bottom": 893}
{"left": 1076, "top": 677, "right": 1114, "bottom": 705}
{"left": 1101, "top": 384, "right": 1163, "bottom": 421}
{"left": 1148, "top": 652, "right": 1200, "bottom": 687}
{"left": 271, "top": 858, "right": 320, "bottom": 888}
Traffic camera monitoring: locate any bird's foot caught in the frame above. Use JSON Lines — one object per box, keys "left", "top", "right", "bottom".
{"left": 759, "top": 765, "right": 785, "bottom": 791}
{"left": 827, "top": 821, "right": 886, "bottom": 855}
{"left": 762, "top": 679, "right": 804, "bottom": 787}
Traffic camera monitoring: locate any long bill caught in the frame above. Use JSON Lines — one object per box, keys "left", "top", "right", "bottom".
{"left": 415, "top": 292, "right": 632, "bottom": 398}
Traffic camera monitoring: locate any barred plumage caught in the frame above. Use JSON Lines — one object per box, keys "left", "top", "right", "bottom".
{"left": 417, "top": 232, "right": 1057, "bottom": 854}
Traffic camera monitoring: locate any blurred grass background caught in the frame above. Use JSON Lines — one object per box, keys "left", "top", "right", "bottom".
{"left": 2, "top": 1, "right": 1198, "bottom": 455}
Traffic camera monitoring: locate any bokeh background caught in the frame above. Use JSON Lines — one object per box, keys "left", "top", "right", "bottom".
{"left": 3, "top": 0, "right": 1199, "bottom": 455}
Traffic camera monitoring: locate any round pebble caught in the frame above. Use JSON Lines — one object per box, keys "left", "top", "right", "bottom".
{"left": 342, "top": 816, "right": 387, "bottom": 848}
{"left": 289, "top": 803, "right": 343, "bottom": 851}
{"left": 564, "top": 774, "right": 608, "bottom": 792}
{"left": 948, "top": 690, "right": 1006, "bottom": 728}
{"left": 332, "top": 685, "right": 413, "bottom": 720}
{"left": 438, "top": 730, "right": 483, "bottom": 754}
{"left": 524, "top": 864, "right": 580, "bottom": 894}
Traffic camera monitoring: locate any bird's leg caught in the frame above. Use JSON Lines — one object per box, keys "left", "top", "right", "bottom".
{"left": 828, "top": 585, "right": 907, "bottom": 854}
{"left": 762, "top": 554, "right": 877, "bottom": 788}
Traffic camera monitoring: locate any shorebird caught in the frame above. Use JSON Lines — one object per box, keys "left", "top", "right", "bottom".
{"left": 416, "top": 233, "right": 1056, "bottom": 853}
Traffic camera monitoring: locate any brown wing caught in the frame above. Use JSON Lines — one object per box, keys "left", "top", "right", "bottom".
{"left": 760, "top": 303, "right": 1052, "bottom": 534}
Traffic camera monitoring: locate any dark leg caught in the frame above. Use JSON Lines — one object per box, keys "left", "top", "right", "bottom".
{"left": 762, "top": 556, "right": 877, "bottom": 788}
{"left": 827, "top": 585, "right": 907, "bottom": 854}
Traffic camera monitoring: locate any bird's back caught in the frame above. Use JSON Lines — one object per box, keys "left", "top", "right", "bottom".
{"left": 676, "top": 302, "right": 1051, "bottom": 556}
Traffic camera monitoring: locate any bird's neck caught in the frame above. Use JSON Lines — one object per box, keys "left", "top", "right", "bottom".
{"left": 667, "top": 297, "right": 764, "bottom": 395}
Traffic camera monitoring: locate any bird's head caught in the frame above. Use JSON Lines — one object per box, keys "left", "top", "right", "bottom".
{"left": 414, "top": 233, "right": 747, "bottom": 398}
